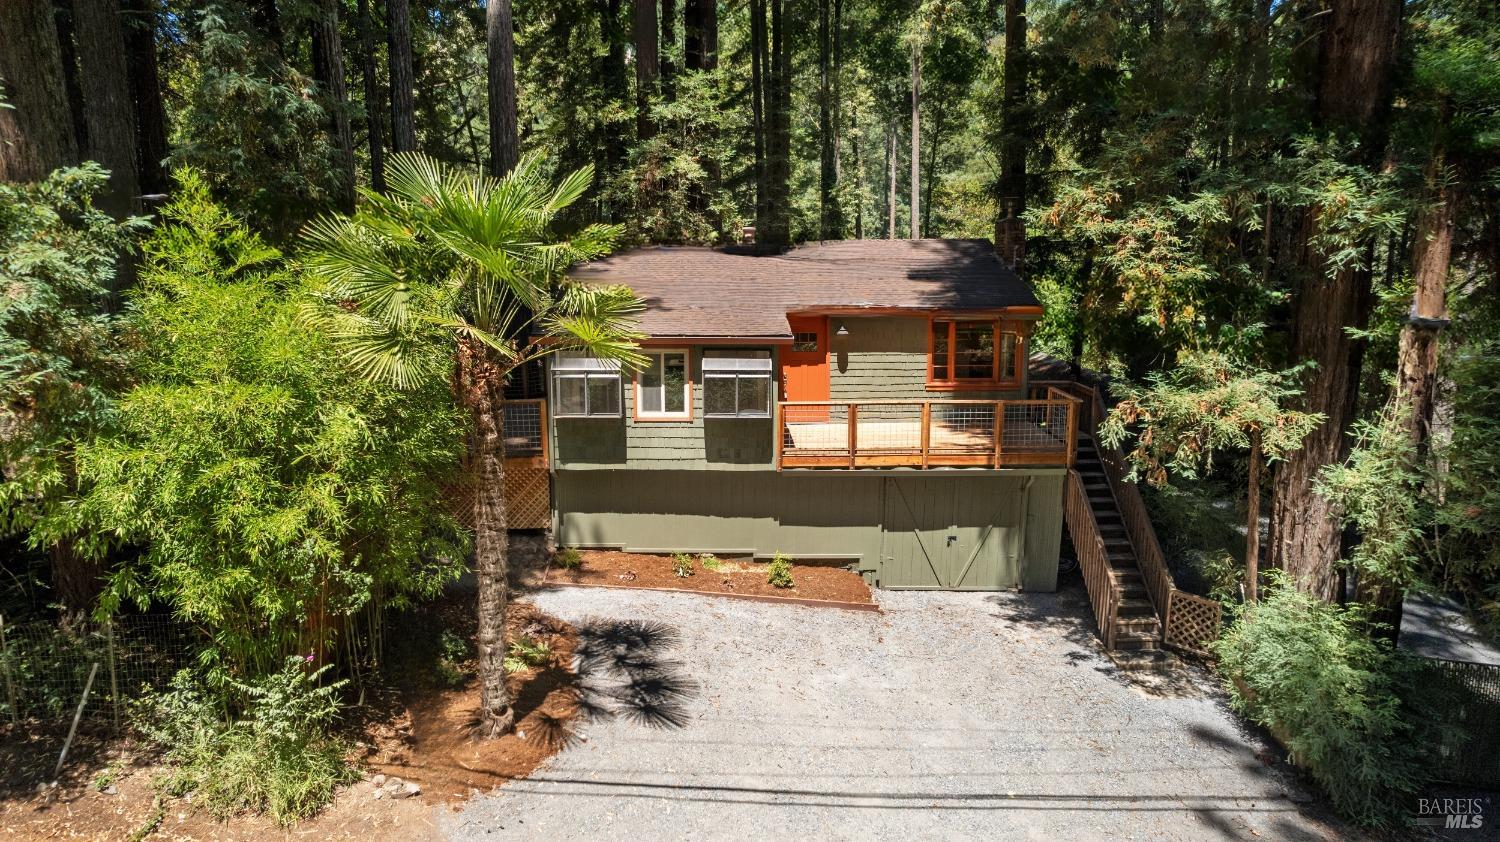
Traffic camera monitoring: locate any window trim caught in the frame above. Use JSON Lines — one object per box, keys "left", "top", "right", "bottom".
{"left": 551, "top": 355, "right": 623, "bottom": 418}
{"left": 925, "top": 318, "right": 1026, "bottom": 390}
{"left": 633, "top": 348, "right": 694, "bottom": 422}
{"left": 702, "top": 349, "right": 774, "bottom": 419}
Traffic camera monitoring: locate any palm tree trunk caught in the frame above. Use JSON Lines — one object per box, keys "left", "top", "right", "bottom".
{"left": 461, "top": 340, "right": 515, "bottom": 738}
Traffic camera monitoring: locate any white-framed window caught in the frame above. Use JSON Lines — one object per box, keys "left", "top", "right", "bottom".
{"left": 635, "top": 349, "right": 692, "bottom": 420}
{"left": 702, "top": 350, "right": 773, "bottom": 418}
{"left": 552, "top": 354, "right": 622, "bottom": 418}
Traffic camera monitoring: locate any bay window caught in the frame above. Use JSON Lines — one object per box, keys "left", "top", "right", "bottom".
{"left": 552, "top": 354, "right": 622, "bottom": 417}
{"left": 702, "top": 350, "right": 772, "bottom": 418}
{"left": 928, "top": 319, "right": 1023, "bottom": 387}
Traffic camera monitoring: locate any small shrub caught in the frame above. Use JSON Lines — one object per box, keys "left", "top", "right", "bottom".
{"left": 133, "top": 658, "right": 358, "bottom": 825}
{"left": 766, "top": 554, "right": 794, "bottom": 589}
{"left": 504, "top": 635, "right": 552, "bottom": 674}
{"left": 1213, "top": 574, "right": 1440, "bottom": 827}
{"left": 671, "top": 552, "right": 695, "bottom": 578}
{"left": 554, "top": 548, "right": 584, "bottom": 570}
{"left": 699, "top": 553, "right": 723, "bottom": 572}
{"left": 433, "top": 630, "right": 474, "bottom": 687}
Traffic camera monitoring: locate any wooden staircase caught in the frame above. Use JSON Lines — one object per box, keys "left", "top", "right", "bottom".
{"left": 1073, "top": 436, "right": 1162, "bottom": 652}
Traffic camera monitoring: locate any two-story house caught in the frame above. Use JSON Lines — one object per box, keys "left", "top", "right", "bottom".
{"left": 535, "top": 238, "right": 1080, "bottom": 592}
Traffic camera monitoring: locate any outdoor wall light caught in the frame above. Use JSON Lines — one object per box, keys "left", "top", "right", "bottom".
{"left": 835, "top": 322, "right": 850, "bottom": 337}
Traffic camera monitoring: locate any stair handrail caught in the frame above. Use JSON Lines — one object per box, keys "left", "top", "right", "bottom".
{"left": 1065, "top": 468, "right": 1120, "bottom": 649}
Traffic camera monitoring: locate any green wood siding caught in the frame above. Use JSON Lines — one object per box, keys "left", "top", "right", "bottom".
{"left": 552, "top": 348, "right": 777, "bottom": 470}
{"left": 554, "top": 468, "right": 1065, "bottom": 591}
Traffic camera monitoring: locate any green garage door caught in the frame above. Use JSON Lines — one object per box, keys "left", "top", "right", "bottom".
{"left": 878, "top": 477, "right": 1019, "bottom": 590}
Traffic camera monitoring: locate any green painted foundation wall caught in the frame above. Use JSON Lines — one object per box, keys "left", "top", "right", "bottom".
{"left": 554, "top": 469, "right": 1065, "bottom": 592}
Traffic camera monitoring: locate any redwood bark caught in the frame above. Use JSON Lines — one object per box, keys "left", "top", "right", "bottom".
{"left": 997, "top": 0, "right": 1027, "bottom": 243}
{"left": 1246, "top": 429, "right": 1262, "bottom": 602}
{"left": 750, "top": 0, "right": 766, "bottom": 228}
{"left": 357, "top": 0, "right": 386, "bottom": 192}
{"left": 387, "top": 0, "right": 417, "bottom": 152}
{"left": 121, "top": 0, "right": 168, "bottom": 196}
{"left": 817, "top": 0, "right": 840, "bottom": 239}
{"left": 1268, "top": 0, "right": 1402, "bottom": 600}
{"left": 764, "top": 0, "right": 791, "bottom": 246}
{"left": 909, "top": 19, "right": 921, "bottom": 240}
{"left": 73, "top": 0, "right": 141, "bottom": 218}
{"left": 660, "top": 0, "right": 677, "bottom": 100}
{"left": 312, "top": 0, "right": 356, "bottom": 212}
{"left": 633, "top": 0, "right": 659, "bottom": 140}
{"left": 461, "top": 340, "right": 515, "bottom": 738}
{"left": 487, "top": 0, "right": 520, "bottom": 176}
{"left": 0, "top": 0, "right": 78, "bottom": 182}
{"left": 886, "top": 120, "right": 897, "bottom": 239}
{"left": 1395, "top": 145, "right": 1455, "bottom": 460}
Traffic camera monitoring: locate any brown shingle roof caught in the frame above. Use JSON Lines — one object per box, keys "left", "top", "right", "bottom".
{"left": 568, "top": 238, "right": 1039, "bottom": 339}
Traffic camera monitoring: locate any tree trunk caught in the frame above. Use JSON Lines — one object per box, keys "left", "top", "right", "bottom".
{"left": 1269, "top": 0, "right": 1402, "bottom": 600}
{"left": 886, "top": 120, "right": 897, "bottom": 239}
{"left": 764, "top": 0, "right": 791, "bottom": 246}
{"left": 121, "top": 0, "right": 167, "bottom": 197}
{"left": 461, "top": 340, "right": 515, "bottom": 739}
{"left": 487, "top": 0, "right": 520, "bottom": 176}
{"left": 909, "top": 23, "right": 920, "bottom": 240}
{"left": 387, "top": 0, "right": 417, "bottom": 152}
{"left": 252, "top": 0, "right": 283, "bottom": 56}
{"left": 0, "top": 0, "right": 78, "bottom": 182}
{"left": 1069, "top": 250, "right": 1093, "bottom": 380}
{"left": 1395, "top": 135, "right": 1455, "bottom": 460}
{"left": 750, "top": 0, "right": 767, "bottom": 232}
{"left": 1246, "top": 429, "right": 1262, "bottom": 602}
{"left": 633, "top": 0, "right": 659, "bottom": 141}
{"left": 922, "top": 107, "right": 941, "bottom": 236}
{"left": 817, "top": 0, "right": 840, "bottom": 239}
{"left": 998, "top": 0, "right": 1027, "bottom": 227}
{"left": 73, "top": 0, "right": 142, "bottom": 219}
{"left": 356, "top": 0, "right": 386, "bottom": 192}
{"left": 312, "top": 0, "right": 356, "bottom": 212}
{"left": 684, "top": 0, "right": 704, "bottom": 70}
{"left": 660, "top": 0, "right": 677, "bottom": 100}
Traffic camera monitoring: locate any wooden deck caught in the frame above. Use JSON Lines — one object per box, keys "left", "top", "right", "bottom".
{"left": 777, "top": 396, "right": 1077, "bottom": 469}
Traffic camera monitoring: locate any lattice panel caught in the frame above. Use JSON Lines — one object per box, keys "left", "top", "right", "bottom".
{"left": 1165, "top": 590, "right": 1222, "bottom": 657}
{"left": 444, "top": 458, "right": 551, "bottom": 532}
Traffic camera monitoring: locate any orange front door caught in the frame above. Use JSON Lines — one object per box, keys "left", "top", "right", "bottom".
{"left": 782, "top": 316, "right": 830, "bottom": 421}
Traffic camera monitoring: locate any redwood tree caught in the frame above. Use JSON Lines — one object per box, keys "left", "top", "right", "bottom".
{"left": 0, "top": 0, "right": 79, "bottom": 182}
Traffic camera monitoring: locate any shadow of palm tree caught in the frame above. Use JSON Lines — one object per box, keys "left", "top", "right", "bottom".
{"left": 572, "top": 618, "right": 699, "bottom": 730}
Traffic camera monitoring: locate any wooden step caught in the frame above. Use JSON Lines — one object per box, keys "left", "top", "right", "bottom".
{"left": 1116, "top": 597, "right": 1156, "bottom": 617}
{"left": 1115, "top": 616, "right": 1162, "bottom": 635}
{"left": 1109, "top": 649, "right": 1179, "bottom": 674}
{"left": 1112, "top": 631, "right": 1161, "bottom": 651}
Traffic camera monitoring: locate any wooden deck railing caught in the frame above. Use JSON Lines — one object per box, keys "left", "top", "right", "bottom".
{"left": 776, "top": 398, "right": 1077, "bottom": 470}
{"left": 1037, "top": 378, "right": 1223, "bottom": 656}
{"left": 1066, "top": 468, "right": 1118, "bottom": 649}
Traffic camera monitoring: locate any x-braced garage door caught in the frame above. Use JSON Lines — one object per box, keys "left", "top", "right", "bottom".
{"left": 877, "top": 476, "right": 1021, "bottom": 589}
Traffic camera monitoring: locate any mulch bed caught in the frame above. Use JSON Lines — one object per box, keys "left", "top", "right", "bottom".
{"left": 544, "top": 551, "right": 874, "bottom": 605}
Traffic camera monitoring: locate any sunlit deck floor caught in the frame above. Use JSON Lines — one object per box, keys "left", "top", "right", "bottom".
{"left": 780, "top": 420, "right": 1069, "bottom": 467}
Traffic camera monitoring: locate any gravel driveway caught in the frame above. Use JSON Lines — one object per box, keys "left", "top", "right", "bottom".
{"left": 445, "top": 585, "right": 1342, "bottom": 841}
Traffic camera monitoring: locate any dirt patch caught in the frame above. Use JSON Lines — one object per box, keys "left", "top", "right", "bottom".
{"left": 545, "top": 551, "right": 874, "bottom": 604}
{"left": 0, "top": 599, "right": 579, "bottom": 840}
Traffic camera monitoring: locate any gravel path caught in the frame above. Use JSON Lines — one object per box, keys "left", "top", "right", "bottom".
{"left": 445, "top": 585, "right": 1342, "bottom": 841}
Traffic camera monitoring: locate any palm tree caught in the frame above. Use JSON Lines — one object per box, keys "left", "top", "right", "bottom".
{"left": 301, "top": 152, "right": 645, "bottom": 737}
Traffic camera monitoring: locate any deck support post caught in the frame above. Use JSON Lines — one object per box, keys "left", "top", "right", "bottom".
{"left": 993, "top": 401, "right": 1005, "bottom": 468}
{"left": 848, "top": 403, "right": 859, "bottom": 468}
{"left": 920, "top": 402, "right": 931, "bottom": 468}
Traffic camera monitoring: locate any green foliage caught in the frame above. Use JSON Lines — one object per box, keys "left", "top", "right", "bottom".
{"left": 166, "top": 3, "right": 345, "bottom": 240}
{"left": 503, "top": 635, "right": 552, "bottom": 674}
{"left": 0, "top": 165, "right": 142, "bottom": 554}
{"left": 671, "top": 552, "right": 695, "bottom": 578}
{"left": 1101, "top": 350, "right": 1323, "bottom": 488}
{"left": 134, "top": 659, "right": 358, "bottom": 825}
{"left": 1213, "top": 576, "right": 1438, "bottom": 826}
{"left": 766, "top": 553, "right": 794, "bottom": 589}
{"left": 1317, "top": 404, "right": 1428, "bottom": 590}
{"left": 554, "top": 547, "right": 584, "bottom": 570}
{"left": 434, "top": 630, "right": 474, "bottom": 687}
{"left": 698, "top": 553, "right": 723, "bottom": 572}
{"left": 77, "top": 172, "right": 467, "bottom": 675}
{"left": 300, "top": 152, "right": 648, "bottom": 389}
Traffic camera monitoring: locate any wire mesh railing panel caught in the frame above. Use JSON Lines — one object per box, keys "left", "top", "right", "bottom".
{"left": 1001, "top": 402, "right": 1071, "bottom": 452}
{"left": 851, "top": 403, "right": 923, "bottom": 453}
{"left": 502, "top": 400, "right": 545, "bottom": 456}
{"left": 781, "top": 404, "right": 853, "bottom": 454}
{"left": 929, "top": 404, "right": 997, "bottom": 455}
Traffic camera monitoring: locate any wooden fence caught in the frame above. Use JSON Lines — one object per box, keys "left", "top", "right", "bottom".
{"left": 448, "top": 399, "right": 551, "bottom": 531}
{"left": 1065, "top": 468, "right": 1119, "bottom": 649}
